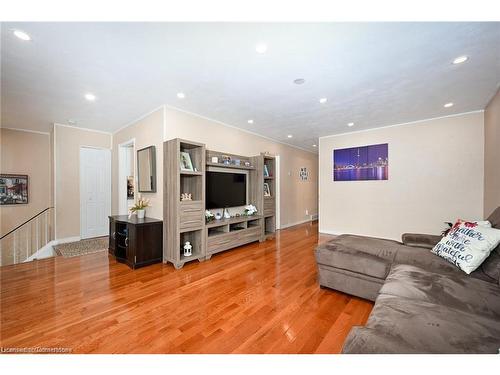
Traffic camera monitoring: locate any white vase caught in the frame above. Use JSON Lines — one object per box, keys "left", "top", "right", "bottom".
{"left": 136, "top": 209, "right": 145, "bottom": 219}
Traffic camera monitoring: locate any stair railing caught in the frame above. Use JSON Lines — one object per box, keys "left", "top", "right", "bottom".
{"left": 0, "top": 207, "right": 54, "bottom": 266}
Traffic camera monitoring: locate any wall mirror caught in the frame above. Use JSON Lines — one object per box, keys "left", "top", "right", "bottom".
{"left": 137, "top": 146, "right": 156, "bottom": 192}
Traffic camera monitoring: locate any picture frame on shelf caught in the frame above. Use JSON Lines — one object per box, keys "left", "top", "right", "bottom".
{"left": 263, "top": 182, "right": 271, "bottom": 197}
{"left": 180, "top": 151, "right": 194, "bottom": 171}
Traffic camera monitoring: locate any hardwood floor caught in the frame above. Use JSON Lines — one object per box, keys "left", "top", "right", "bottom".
{"left": 0, "top": 221, "right": 373, "bottom": 354}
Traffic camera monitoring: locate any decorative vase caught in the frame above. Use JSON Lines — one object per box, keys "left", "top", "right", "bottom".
{"left": 136, "top": 209, "right": 145, "bottom": 219}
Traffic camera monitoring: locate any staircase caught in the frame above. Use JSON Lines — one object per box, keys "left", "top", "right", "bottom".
{"left": 0, "top": 207, "right": 55, "bottom": 266}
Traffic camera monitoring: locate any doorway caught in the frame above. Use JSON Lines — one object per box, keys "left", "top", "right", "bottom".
{"left": 118, "top": 139, "right": 135, "bottom": 215}
{"left": 80, "top": 147, "right": 111, "bottom": 239}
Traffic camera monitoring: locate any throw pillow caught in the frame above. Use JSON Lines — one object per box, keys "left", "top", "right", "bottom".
{"left": 431, "top": 220, "right": 500, "bottom": 274}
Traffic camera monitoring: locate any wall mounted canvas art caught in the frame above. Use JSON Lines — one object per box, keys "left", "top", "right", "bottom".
{"left": 299, "top": 167, "right": 309, "bottom": 181}
{"left": 0, "top": 174, "right": 29, "bottom": 205}
{"left": 333, "top": 143, "right": 388, "bottom": 181}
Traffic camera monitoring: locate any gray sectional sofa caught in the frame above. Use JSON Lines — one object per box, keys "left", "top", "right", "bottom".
{"left": 315, "top": 207, "right": 500, "bottom": 354}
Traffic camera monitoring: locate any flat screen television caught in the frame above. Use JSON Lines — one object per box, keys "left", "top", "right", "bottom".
{"left": 206, "top": 171, "right": 247, "bottom": 209}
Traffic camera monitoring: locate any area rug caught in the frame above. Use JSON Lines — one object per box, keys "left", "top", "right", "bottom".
{"left": 54, "top": 237, "right": 108, "bottom": 258}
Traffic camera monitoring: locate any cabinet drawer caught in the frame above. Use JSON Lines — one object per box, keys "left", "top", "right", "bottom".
{"left": 179, "top": 201, "right": 203, "bottom": 230}
{"left": 263, "top": 198, "right": 275, "bottom": 216}
{"left": 179, "top": 201, "right": 203, "bottom": 215}
{"left": 239, "top": 226, "right": 261, "bottom": 241}
{"left": 207, "top": 232, "right": 235, "bottom": 253}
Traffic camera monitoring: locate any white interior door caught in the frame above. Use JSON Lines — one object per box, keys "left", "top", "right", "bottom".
{"left": 80, "top": 147, "right": 111, "bottom": 239}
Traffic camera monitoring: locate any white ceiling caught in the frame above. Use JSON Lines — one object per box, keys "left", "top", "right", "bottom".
{"left": 1, "top": 22, "right": 499, "bottom": 152}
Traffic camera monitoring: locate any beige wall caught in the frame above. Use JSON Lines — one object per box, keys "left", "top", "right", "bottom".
{"left": 0, "top": 128, "right": 52, "bottom": 236}
{"left": 54, "top": 124, "right": 112, "bottom": 239}
{"left": 484, "top": 89, "right": 500, "bottom": 218}
{"left": 111, "top": 106, "right": 318, "bottom": 228}
{"left": 319, "top": 112, "right": 485, "bottom": 240}
{"left": 112, "top": 109, "right": 164, "bottom": 220}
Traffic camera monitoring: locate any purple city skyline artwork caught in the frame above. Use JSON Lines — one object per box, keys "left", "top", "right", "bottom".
{"left": 333, "top": 143, "right": 389, "bottom": 181}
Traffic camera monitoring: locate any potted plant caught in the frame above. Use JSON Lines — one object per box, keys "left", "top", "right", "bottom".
{"left": 130, "top": 196, "right": 150, "bottom": 219}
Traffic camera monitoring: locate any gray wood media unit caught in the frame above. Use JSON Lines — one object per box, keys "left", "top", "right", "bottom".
{"left": 163, "top": 138, "right": 276, "bottom": 269}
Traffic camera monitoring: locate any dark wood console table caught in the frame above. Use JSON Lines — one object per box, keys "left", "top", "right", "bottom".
{"left": 108, "top": 215, "right": 163, "bottom": 269}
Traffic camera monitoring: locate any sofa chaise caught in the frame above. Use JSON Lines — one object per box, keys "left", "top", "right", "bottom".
{"left": 315, "top": 207, "right": 500, "bottom": 354}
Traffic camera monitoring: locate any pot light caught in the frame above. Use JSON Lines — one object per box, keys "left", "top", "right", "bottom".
{"left": 287, "top": 135, "right": 293, "bottom": 138}
{"left": 452, "top": 55, "right": 468, "bottom": 65}
{"left": 255, "top": 43, "right": 268, "bottom": 54}
{"left": 84, "top": 93, "right": 96, "bottom": 102}
{"left": 177, "top": 92, "right": 185, "bottom": 99}
{"left": 247, "top": 119, "right": 254, "bottom": 124}
{"left": 348, "top": 122, "right": 354, "bottom": 127}
{"left": 13, "top": 29, "right": 31, "bottom": 41}
{"left": 444, "top": 102, "right": 454, "bottom": 108}
{"left": 319, "top": 98, "right": 327, "bottom": 104}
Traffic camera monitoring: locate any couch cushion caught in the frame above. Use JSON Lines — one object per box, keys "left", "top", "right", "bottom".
{"left": 342, "top": 326, "right": 419, "bottom": 354}
{"left": 363, "top": 294, "right": 500, "bottom": 353}
{"left": 380, "top": 264, "right": 500, "bottom": 320}
{"left": 487, "top": 206, "right": 500, "bottom": 229}
{"left": 482, "top": 251, "right": 500, "bottom": 283}
{"left": 316, "top": 234, "right": 403, "bottom": 279}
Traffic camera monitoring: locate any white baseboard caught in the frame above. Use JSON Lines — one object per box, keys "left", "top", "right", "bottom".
{"left": 53, "top": 236, "right": 81, "bottom": 245}
{"left": 23, "top": 236, "right": 80, "bottom": 263}
{"left": 318, "top": 229, "right": 343, "bottom": 236}
{"left": 24, "top": 240, "right": 57, "bottom": 262}
{"left": 280, "top": 218, "right": 314, "bottom": 230}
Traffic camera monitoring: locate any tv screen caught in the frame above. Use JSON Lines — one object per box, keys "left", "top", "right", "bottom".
{"left": 206, "top": 171, "right": 247, "bottom": 209}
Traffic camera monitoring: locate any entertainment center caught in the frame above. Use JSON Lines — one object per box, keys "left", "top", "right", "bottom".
{"left": 163, "top": 138, "right": 276, "bottom": 269}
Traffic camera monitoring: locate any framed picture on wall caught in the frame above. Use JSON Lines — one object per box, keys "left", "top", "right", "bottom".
{"left": 333, "top": 143, "right": 389, "bottom": 181}
{"left": 0, "top": 174, "right": 29, "bottom": 205}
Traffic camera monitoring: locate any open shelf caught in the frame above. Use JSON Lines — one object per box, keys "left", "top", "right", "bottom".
{"left": 206, "top": 162, "right": 255, "bottom": 170}
{"left": 179, "top": 229, "right": 203, "bottom": 262}
{"left": 180, "top": 174, "right": 203, "bottom": 201}
{"left": 180, "top": 170, "right": 203, "bottom": 176}
{"left": 208, "top": 225, "right": 229, "bottom": 237}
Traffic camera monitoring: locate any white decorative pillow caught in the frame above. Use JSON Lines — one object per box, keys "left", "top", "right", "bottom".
{"left": 431, "top": 220, "right": 500, "bottom": 274}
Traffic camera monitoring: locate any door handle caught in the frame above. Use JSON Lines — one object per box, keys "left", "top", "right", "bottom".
{"left": 112, "top": 231, "right": 116, "bottom": 239}
{"left": 125, "top": 237, "right": 129, "bottom": 247}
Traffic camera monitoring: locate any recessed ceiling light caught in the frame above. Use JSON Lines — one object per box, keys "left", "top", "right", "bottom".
{"left": 444, "top": 102, "right": 454, "bottom": 108}
{"left": 255, "top": 43, "right": 268, "bottom": 54}
{"left": 247, "top": 119, "right": 254, "bottom": 124}
{"left": 12, "top": 29, "right": 31, "bottom": 41}
{"left": 319, "top": 98, "right": 327, "bottom": 104}
{"left": 84, "top": 93, "right": 96, "bottom": 101}
{"left": 287, "top": 135, "right": 293, "bottom": 138}
{"left": 312, "top": 144, "right": 317, "bottom": 147}
{"left": 348, "top": 122, "right": 354, "bottom": 127}
{"left": 293, "top": 78, "right": 305, "bottom": 85}
{"left": 452, "top": 55, "right": 468, "bottom": 65}
{"left": 177, "top": 92, "right": 185, "bottom": 99}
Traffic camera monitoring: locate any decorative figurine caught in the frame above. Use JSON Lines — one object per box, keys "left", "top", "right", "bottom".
{"left": 223, "top": 208, "right": 231, "bottom": 219}
{"left": 183, "top": 241, "right": 193, "bottom": 257}
{"left": 181, "top": 193, "right": 192, "bottom": 201}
